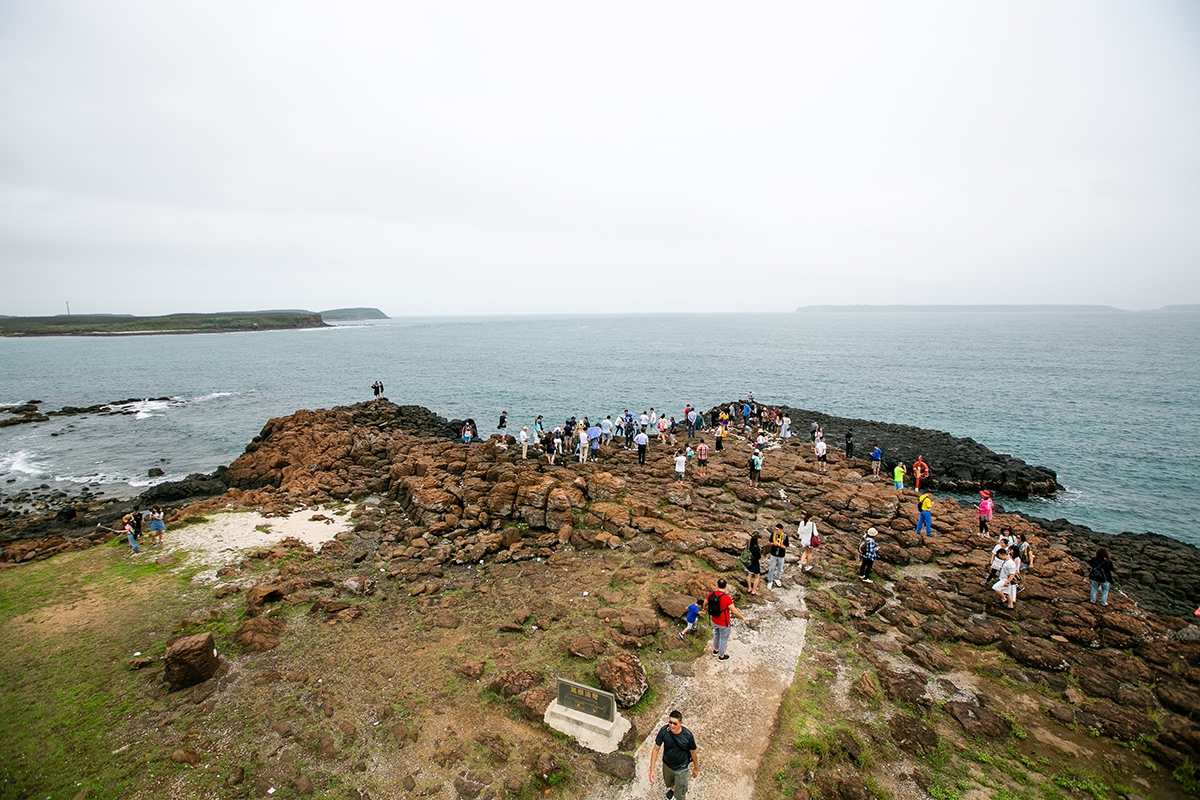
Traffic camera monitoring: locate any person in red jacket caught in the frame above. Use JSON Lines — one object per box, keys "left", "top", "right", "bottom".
{"left": 912, "top": 456, "right": 930, "bottom": 491}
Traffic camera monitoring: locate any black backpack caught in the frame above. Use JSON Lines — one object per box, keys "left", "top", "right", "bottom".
{"left": 1089, "top": 563, "right": 1108, "bottom": 582}
{"left": 706, "top": 591, "right": 725, "bottom": 617}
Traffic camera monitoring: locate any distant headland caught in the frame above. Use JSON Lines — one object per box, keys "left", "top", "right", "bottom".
{"left": 0, "top": 307, "right": 389, "bottom": 336}
{"left": 795, "top": 304, "right": 1200, "bottom": 313}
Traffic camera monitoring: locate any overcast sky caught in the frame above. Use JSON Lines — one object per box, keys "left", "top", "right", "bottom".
{"left": 1, "top": 2, "right": 1198, "bottom": 316}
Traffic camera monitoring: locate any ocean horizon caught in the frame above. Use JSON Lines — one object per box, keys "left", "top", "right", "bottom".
{"left": 2, "top": 311, "right": 1198, "bottom": 547}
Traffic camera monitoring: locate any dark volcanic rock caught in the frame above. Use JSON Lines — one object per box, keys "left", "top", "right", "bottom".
{"left": 764, "top": 402, "right": 1061, "bottom": 497}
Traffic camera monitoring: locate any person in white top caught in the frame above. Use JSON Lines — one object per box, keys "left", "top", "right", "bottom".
{"left": 814, "top": 437, "right": 828, "bottom": 473}
{"left": 780, "top": 415, "right": 791, "bottom": 439}
{"left": 519, "top": 427, "right": 530, "bottom": 460}
{"left": 673, "top": 450, "right": 686, "bottom": 480}
{"left": 634, "top": 429, "right": 650, "bottom": 465}
{"left": 992, "top": 547, "right": 1019, "bottom": 609}
{"left": 796, "top": 511, "right": 818, "bottom": 571}
{"left": 640, "top": 411, "right": 650, "bottom": 430}
{"left": 578, "top": 428, "right": 589, "bottom": 463}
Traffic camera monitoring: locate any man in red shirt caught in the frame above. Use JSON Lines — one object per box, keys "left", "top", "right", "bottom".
{"left": 706, "top": 578, "right": 746, "bottom": 662}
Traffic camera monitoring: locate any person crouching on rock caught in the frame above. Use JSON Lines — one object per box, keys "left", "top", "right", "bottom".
{"left": 992, "top": 547, "right": 1019, "bottom": 609}
{"left": 858, "top": 528, "right": 877, "bottom": 582}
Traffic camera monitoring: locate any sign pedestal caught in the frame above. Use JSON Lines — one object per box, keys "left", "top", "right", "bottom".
{"left": 543, "top": 700, "right": 631, "bottom": 754}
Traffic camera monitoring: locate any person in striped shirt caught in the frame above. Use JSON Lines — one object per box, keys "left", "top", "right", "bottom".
{"left": 695, "top": 439, "right": 709, "bottom": 477}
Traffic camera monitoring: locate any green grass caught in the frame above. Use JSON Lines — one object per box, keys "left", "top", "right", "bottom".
{"left": 1052, "top": 768, "right": 1110, "bottom": 800}
{"left": 0, "top": 311, "right": 327, "bottom": 336}
{"left": 0, "top": 546, "right": 208, "bottom": 800}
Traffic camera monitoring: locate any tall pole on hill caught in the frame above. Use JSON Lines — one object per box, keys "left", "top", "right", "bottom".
{"left": 66, "top": 301, "right": 70, "bottom": 316}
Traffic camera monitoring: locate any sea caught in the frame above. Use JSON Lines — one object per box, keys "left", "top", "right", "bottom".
{"left": 1, "top": 312, "right": 1198, "bottom": 547}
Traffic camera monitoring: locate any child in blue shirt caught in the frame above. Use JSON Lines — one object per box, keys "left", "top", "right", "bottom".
{"left": 678, "top": 603, "right": 701, "bottom": 639}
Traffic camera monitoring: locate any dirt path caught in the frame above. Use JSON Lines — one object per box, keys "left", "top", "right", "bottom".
{"left": 596, "top": 582, "right": 810, "bottom": 800}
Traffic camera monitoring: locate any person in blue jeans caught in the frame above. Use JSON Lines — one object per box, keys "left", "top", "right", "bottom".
{"left": 915, "top": 492, "right": 933, "bottom": 536}
{"left": 123, "top": 514, "right": 141, "bottom": 555}
{"left": 1089, "top": 548, "right": 1114, "bottom": 605}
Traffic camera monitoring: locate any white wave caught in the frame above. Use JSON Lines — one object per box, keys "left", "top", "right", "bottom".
{"left": 191, "top": 391, "right": 237, "bottom": 403}
{"left": 1, "top": 450, "right": 50, "bottom": 477}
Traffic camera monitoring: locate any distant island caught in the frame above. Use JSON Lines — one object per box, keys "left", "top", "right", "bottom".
{"left": 319, "top": 307, "right": 390, "bottom": 321}
{"left": 795, "top": 304, "right": 1124, "bottom": 313}
{"left": 0, "top": 311, "right": 327, "bottom": 337}
{"left": 0, "top": 307, "right": 390, "bottom": 336}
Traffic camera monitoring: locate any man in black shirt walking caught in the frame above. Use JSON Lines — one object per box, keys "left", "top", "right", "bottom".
{"left": 649, "top": 709, "right": 698, "bottom": 800}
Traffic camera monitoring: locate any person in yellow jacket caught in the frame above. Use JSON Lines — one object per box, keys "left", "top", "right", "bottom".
{"left": 916, "top": 492, "right": 934, "bottom": 536}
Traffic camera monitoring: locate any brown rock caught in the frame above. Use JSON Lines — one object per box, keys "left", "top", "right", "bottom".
{"left": 433, "top": 610, "right": 461, "bottom": 629}
{"left": 655, "top": 593, "right": 695, "bottom": 619}
{"left": 1002, "top": 638, "right": 1069, "bottom": 671}
{"left": 489, "top": 669, "right": 543, "bottom": 698}
{"left": 902, "top": 643, "right": 955, "bottom": 673}
{"left": 695, "top": 547, "right": 740, "bottom": 572}
{"left": 888, "top": 714, "right": 938, "bottom": 754}
{"left": 457, "top": 660, "right": 485, "bottom": 680}
{"left": 170, "top": 748, "right": 201, "bottom": 764}
{"left": 245, "top": 584, "right": 285, "bottom": 614}
{"left": 567, "top": 635, "right": 608, "bottom": 659}
{"left": 945, "top": 701, "right": 1011, "bottom": 740}
{"left": 163, "top": 631, "right": 219, "bottom": 691}
{"left": 596, "top": 653, "right": 648, "bottom": 708}
{"left": 852, "top": 671, "right": 880, "bottom": 699}
{"left": 230, "top": 617, "right": 286, "bottom": 652}
{"left": 618, "top": 607, "right": 662, "bottom": 638}
{"left": 515, "top": 686, "right": 557, "bottom": 721}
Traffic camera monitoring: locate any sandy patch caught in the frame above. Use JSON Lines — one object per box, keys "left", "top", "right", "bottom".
{"left": 157, "top": 508, "right": 351, "bottom": 582}
{"left": 595, "top": 582, "right": 810, "bottom": 800}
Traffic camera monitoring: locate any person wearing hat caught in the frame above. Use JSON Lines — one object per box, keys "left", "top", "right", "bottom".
{"left": 977, "top": 490, "right": 995, "bottom": 536}
{"left": 858, "top": 528, "right": 878, "bottom": 583}
{"left": 122, "top": 514, "right": 141, "bottom": 555}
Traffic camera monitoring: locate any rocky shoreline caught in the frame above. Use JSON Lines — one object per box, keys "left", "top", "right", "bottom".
{"left": 3, "top": 397, "right": 1200, "bottom": 798}
{"left": 4, "top": 399, "right": 1193, "bottom": 617}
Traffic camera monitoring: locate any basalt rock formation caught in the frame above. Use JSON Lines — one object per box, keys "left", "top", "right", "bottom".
{"left": 161, "top": 398, "right": 1200, "bottom": 787}
{"left": 760, "top": 403, "right": 1062, "bottom": 497}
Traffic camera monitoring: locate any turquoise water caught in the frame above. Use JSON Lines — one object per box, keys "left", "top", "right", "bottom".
{"left": 1, "top": 312, "right": 1197, "bottom": 546}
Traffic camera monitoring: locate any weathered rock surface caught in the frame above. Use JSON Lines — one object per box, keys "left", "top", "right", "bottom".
{"left": 163, "top": 631, "right": 219, "bottom": 691}
{"left": 595, "top": 653, "right": 648, "bottom": 708}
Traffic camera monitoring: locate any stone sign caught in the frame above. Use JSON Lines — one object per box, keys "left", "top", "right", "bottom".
{"left": 556, "top": 678, "right": 615, "bottom": 723}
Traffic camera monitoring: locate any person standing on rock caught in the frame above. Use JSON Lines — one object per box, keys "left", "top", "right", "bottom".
{"left": 461, "top": 423, "right": 472, "bottom": 444}
{"left": 518, "top": 427, "right": 530, "bottom": 459}
{"left": 1089, "top": 548, "right": 1115, "bottom": 606}
{"left": 977, "top": 490, "right": 994, "bottom": 536}
{"left": 858, "top": 528, "right": 878, "bottom": 582}
{"left": 893, "top": 461, "right": 906, "bottom": 490}
{"left": 766, "top": 523, "right": 789, "bottom": 588}
{"left": 673, "top": 450, "right": 687, "bottom": 481}
{"left": 915, "top": 492, "right": 933, "bottom": 536}
{"left": 497, "top": 411, "right": 508, "bottom": 441}
{"left": 744, "top": 532, "right": 763, "bottom": 595}
{"left": 912, "top": 455, "right": 930, "bottom": 491}
{"left": 845, "top": 429, "right": 854, "bottom": 461}
{"left": 871, "top": 445, "right": 882, "bottom": 477}
{"left": 714, "top": 424, "right": 724, "bottom": 452}
{"left": 796, "top": 512, "right": 818, "bottom": 572}
{"left": 149, "top": 506, "right": 165, "bottom": 546}
{"left": 634, "top": 427, "right": 650, "bottom": 465}
{"left": 780, "top": 414, "right": 791, "bottom": 439}
{"left": 543, "top": 430, "right": 557, "bottom": 465}
{"left": 706, "top": 578, "right": 746, "bottom": 660}
{"left": 695, "top": 439, "right": 709, "bottom": 477}
{"left": 649, "top": 710, "right": 699, "bottom": 799}
{"left": 749, "top": 450, "right": 763, "bottom": 488}
{"left": 814, "top": 436, "right": 828, "bottom": 473}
